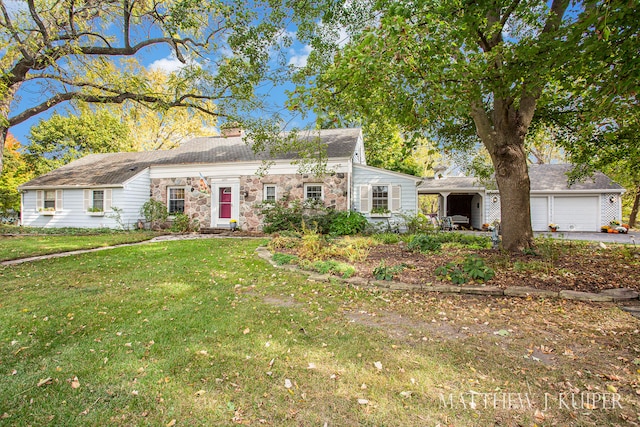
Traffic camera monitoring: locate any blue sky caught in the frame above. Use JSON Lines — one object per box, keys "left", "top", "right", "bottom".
{"left": 7, "top": 1, "right": 318, "bottom": 145}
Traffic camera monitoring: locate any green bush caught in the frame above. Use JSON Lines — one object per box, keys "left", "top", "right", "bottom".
{"left": 407, "top": 232, "right": 491, "bottom": 252}
{"left": 400, "top": 212, "right": 438, "bottom": 234}
{"left": 373, "top": 233, "right": 401, "bottom": 245}
{"left": 312, "top": 260, "right": 355, "bottom": 278}
{"left": 407, "top": 234, "right": 442, "bottom": 253}
{"left": 329, "top": 211, "right": 368, "bottom": 235}
{"left": 170, "top": 213, "right": 199, "bottom": 232}
{"left": 140, "top": 199, "right": 168, "bottom": 226}
{"left": 435, "top": 255, "right": 495, "bottom": 284}
{"left": 373, "top": 260, "right": 405, "bottom": 281}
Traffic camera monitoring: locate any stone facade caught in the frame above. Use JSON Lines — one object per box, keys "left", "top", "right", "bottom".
{"left": 240, "top": 172, "right": 349, "bottom": 232}
{"left": 151, "top": 177, "right": 212, "bottom": 227}
{"left": 151, "top": 173, "right": 349, "bottom": 232}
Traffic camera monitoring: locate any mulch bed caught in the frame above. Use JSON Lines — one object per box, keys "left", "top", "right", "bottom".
{"left": 355, "top": 243, "right": 640, "bottom": 293}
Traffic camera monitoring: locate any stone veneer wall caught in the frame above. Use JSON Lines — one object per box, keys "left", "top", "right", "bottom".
{"left": 240, "top": 173, "right": 349, "bottom": 232}
{"left": 150, "top": 177, "right": 211, "bottom": 227}
{"left": 151, "top": 173, "right": 349, "bottom": 232}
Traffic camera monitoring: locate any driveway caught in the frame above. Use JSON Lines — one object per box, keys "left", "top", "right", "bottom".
{"left": 534, "top": 231, "right": 638, "bottom": 244}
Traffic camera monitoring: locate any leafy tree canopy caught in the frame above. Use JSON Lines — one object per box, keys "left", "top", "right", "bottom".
{"left": 0, "top": 0, "right": 295, "bottom": 175}
{"left": 290, "top": 0, "right": 638, "bottom": 250}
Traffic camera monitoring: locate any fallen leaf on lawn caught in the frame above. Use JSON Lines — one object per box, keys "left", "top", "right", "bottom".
{"left": 606, "top": 374, "right": 622, "bottom": 381}
{"left": 539, "top": 345, "right": 554, "bottom": 354}
{"left": 374, "top": 361, "right": 383, "bottom": 371}
{"left": 1, "top": 413, "right": 9, "bottom": 419}
{"left": 243, "top": 328, "right": 250, "bottom": 335}
{"left": 357, "top": 398, "right": 369, "bottom": 405}
{"left": 10, "top": 370, "right": 17, "bottom": 376}
{"left": 534, "top": 409, "right": 546, "bottom": 422}
{"left": 493, "top": 329, "right": 509, "bottom": 337}
{"left": 284, "top": 379, "right": 293, "bottom": 389}
{"left": 400, "top": 391, "right": 412, "bottom": 398}
{"left": 70, "top": 376, "right": 80, "bottom": 389}
{"left": 131, "top": 390, "right": 139, "bottom": 396}
{"left": 607, "top": 384, "right": 618, "bottom": 393}
{"left": 194, "top": 390, "right": 206, "bottom": 397}
{"left": 307, "top": 363, "right": 316, "bottom": 369}
{"left": 166, "top": 420, "right": 177, "bottom": 427}
{"left": 37, "top": 377, "right": 53, "bottom": 387}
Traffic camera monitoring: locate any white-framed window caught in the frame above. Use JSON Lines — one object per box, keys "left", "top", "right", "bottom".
{"left": 36, "top": 189, "right": 63, "bottom": 212}
{"left": 264, "top": 184, "right": 277, "bottom": 202}
{"left": 168, "top": 187, "right": 185, "bottom": 214}
{"left": 304, "top": 184, "right": 323, "bottom": 201}
{"left": 83, "top": 189, "right": 112, "bottom": 213}
{"left": 371, "top": 185, "right": 389, "bottom": 212}
{"left": 359, "top": 184, "right": 401, "bottom": 214}
{"left": 44, "top": 190, "right": 56, "bottom": 209}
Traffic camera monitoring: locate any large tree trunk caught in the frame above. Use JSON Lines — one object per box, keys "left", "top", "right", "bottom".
{"left": 471, "top": 97, "right": 536, "bottom": 252}
{"left": 491, "top": 138, "right": 534, "bottom": 251}
{"left": 629, "top": 184, "right": 640, "bottom": 228}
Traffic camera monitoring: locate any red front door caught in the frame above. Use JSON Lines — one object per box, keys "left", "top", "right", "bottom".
{"left": 219, "top": 187, "right": 232, "bottom": 219}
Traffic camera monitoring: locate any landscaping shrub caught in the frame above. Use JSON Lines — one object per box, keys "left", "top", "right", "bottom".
{"left": 170, "top": 213, "right": 199, "bottom": 232}
{"left": 399, "top": 212, "right": 438, "bottom": 234}
{"left": 407, "top": 234, "right": 442, "bottom": 253}
{"left": 373, "top": 260, "right": 406, "bottom": 281}
{"left": 259, "top": 200, "right": 338, "bottom": 234}
{"left": 312, "top": 259, "right": 355, "bottom": 278}
{"left": 435, "top": 255, "right": 495, "bottom": 284}
{"left": 140, "top": 199, "right": 168, "bottom": 228}
{"left": 372, "top": 233, "right": 401, "bottom": 245}
{"left": 407, "top": 232, "right": 491, "bottom": 252}
{"left": 329, "top": 211, "right": 368, "bottom": 235}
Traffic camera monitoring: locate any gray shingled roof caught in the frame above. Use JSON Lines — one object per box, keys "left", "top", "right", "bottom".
{"left": 528, "top": 164, "right": 623, "bottom": 191}
{"left": 20, "top": 128, "right": 361, "bottom": 189}
{"left": 418, "top": 164, "right": 624, "bottom": 193}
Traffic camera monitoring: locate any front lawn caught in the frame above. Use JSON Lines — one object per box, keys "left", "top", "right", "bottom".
{"left": 1, "top": 237, "right": 639, "bottom": 426}
{"left": 0, "top": 229, "right": 161, "bottom": 261}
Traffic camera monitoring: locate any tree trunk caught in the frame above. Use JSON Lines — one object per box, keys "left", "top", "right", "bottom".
{"left": 471, "top": 99, "right": 536, "bottom": 252}
{"left": 629, "top": 184, "right": 640, "bottom": 228}
{"left": 491, "top": 141, "right": 534, "bottom": 251}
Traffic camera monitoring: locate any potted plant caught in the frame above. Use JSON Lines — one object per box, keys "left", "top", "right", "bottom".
{"left": 87, "top": 207, "right": 104, "bottom": 216}
{"left": 548, "top": 223, "right": 558, "bottom": 232}
{"left": 370, "top": 207, "right": 391, "bottom": 217}
{"left": 230, "top": 219, "right": 238, "bottom": 230}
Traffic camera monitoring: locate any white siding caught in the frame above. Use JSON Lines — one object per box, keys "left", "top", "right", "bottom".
{"left": 471, "top": 194, "right": 484, "bottom": 230}
{"left": 20, "top": 169, "right": 150, "bottom": 229}
{"left": 352, "top": 164, "right": 419, "bottom": 229}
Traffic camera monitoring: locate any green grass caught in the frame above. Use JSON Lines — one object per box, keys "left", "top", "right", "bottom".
{"left": 0, "top": 237, "right": 638, "bottom": 426}
{"left": 0, "top": 230, "right": 161, "bottom": 261}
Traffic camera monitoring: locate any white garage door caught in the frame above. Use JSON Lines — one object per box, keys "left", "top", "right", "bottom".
{"left": 530, "top": 197, "right": 549, "bottom": 231}
{"left": 553, "top": 196, "right": 599, "bottom": 231}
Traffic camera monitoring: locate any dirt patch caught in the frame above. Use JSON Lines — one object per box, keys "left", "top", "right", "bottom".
{"left": 353, "top": 242, "right": 640, "bottom": 294}
{"left": 343, "top": 307, "right": 494, "bottom": 342}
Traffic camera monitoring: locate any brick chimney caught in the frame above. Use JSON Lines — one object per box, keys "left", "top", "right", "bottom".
{"left": 221, "top": 124, "right": 242, "bottom": 137}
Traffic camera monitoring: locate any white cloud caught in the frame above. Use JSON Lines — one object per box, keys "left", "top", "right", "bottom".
{"left": 148, "top": 55, "right": 188, "bottom": 73}
{"left": 288, "top": 44, "right": 312, "bottom": 68}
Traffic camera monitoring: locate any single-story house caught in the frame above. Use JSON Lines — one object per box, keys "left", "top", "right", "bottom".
{"left": 18, "top": 128, "right": 422, "bottom": 231}
{"left": 418, "top": 164, "right": 625, "bottom": 232}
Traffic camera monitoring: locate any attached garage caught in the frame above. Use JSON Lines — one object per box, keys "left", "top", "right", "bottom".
{"left": 418, "top": 164, "right": 624, "bottom": 232}
{"left": 530, "top": 197, "right": 549, "bottom": 231}
{"left": 552, "top": 196, "right": 599, "bottom": 232}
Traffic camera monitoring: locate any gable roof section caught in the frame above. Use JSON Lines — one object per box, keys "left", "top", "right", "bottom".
{"left": 354, "top": 164, "right": 422, "bottom": 183}
{"left": 19, "top": 128, "right": 362, "bottom": 189}
{"left": 417, "top": 164, "right": 624, "bottom": 193}
{"left": 528, "top": 164, "right": 623, "bottom": 192}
